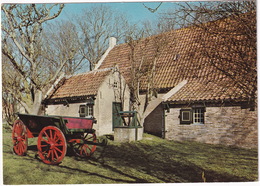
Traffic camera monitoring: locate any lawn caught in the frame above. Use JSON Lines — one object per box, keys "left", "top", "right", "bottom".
{"left": 2, "top": 128, "right": 258, "bottom": 184}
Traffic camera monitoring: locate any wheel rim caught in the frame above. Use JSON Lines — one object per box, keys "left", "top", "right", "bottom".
{"left": 72, "top": 133, "right": 97, "bottom": 157}
{"left": 37, "top": 126, "right": 67, "bottom": 165}
{"left": 12, "top": 120, "right": 28, "bottom": 156}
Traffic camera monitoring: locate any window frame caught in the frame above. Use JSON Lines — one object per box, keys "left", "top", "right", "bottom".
{"left": 180, "top": 109, "right": 193, "bottom": 124}
{"left": 86, "top": 103, "right": 94, "bottom": 116}
{"left": 179, "top": 107, "right": 205, "bottom": 125}
{"left": 79, "top": 100, "right": 94, "bottom": 117}
{"left": 79, "top": 105, "right": 87, "bottom": 117}
{"left": 193, "top": 108, "right": 205, "bottom": 125}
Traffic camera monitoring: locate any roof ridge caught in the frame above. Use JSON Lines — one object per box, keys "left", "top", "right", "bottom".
{"left": 111, "top": 11, "right": 254, "bottom": 49}
{"left": 68, "top": 67, "right": 114, "bottom": 78}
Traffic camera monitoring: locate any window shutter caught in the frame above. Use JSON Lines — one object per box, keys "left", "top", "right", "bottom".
{"left": 180, "top": 109, "right": 192, "bottom": 124}
{"left": 79, "top": 105, "right": 86, "bottom": 117}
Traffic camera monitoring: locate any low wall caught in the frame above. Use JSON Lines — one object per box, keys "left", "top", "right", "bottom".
{"left": 114, "top": 127, "right": 143, "bottom": 142}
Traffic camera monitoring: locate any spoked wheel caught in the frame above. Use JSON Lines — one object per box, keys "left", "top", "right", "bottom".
{"left": 12, "top": 120, "right": 28, "bottom": 156}
{"left": 72, "top": 132, "right": 97, "bottom": 157}
{"left": 37, "top": 126, "right": 67, "bottom": 165}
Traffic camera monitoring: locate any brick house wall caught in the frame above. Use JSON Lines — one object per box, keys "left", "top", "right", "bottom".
{"left": 144, "top": 104, "right": 164, "bottom": 137}
{"left": 164, "top": 105, "right": 257, "bottom": 149}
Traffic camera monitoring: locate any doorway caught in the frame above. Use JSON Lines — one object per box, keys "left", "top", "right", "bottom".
{"left": 112, "top": 102, "right": 122, "bottom": 130}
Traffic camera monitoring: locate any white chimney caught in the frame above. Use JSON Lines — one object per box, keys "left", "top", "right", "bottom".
{"left": 109, "top": 37, "right": 117, "bottom": 48}
{"left": 94, "top": 37, "right": 117, "bottom": 70}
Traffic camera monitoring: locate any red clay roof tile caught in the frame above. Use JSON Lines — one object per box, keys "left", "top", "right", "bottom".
{"left": 49, "top": 68, "right": 113, "bottom": 100}
{"left": 98, "top": 11, "right": 256, "bottom": 103}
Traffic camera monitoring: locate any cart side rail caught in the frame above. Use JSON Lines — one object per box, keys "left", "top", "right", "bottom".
{"left": 63, "top": 117, "right": 95, "bottom": 130}
{"left": 17, "top": 113, "right": 68, "bottom": 136}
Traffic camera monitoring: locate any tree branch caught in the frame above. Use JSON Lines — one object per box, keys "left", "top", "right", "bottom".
{"left": 38, "top": 4, "right": 64, "bottom": 24}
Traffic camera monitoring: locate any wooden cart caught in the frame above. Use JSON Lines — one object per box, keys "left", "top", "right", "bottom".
{"left": 12, "top": 113, "right": 104, "bottom": 165}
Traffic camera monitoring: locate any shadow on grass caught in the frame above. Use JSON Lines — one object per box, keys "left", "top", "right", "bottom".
{"left": 57, "top": 164, "right": 138, "bottom": 183}
{"left": 89, "top": 142, "right": 248, "bottom": 183}
{"left": 5, "top": 135, "right": 253, "bottom": 183}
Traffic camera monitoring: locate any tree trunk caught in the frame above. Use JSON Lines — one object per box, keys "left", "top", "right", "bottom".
{"left": 30, "top": 90, "right": 43, "bottom": 115}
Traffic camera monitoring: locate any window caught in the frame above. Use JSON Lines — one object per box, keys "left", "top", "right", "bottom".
{"left": 87, "top": 103, "right": 94, "bottom": 116}
{"left": 193, "top": 108, "right": 205, "bottom": 124}
{"left": 79, "top": 101, "right": 94, "bottom": 117}
{"left": 180, "top": 109, "right": 192, "bottom": 124}
{"left": 113, "top": 81, "right": 118, "bottom": 88}
{"left": 79, "top": 105, "right": 86, "bottom": 117}
{"left": 180, "top": 107, "right": 205, "bottom": 125}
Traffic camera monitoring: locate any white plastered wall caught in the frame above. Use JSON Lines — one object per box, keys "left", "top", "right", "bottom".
{"left": 45, "top": 70, "right": 130, "bottom": 137}
{"left": 95, "top": 70, "right": 130, "bottom": 136}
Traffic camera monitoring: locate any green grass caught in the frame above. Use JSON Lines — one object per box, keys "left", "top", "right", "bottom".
{"left": 2, "top": 130, "right": 258, "bottom": 184}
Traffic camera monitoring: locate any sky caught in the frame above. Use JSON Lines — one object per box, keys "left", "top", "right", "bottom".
{"left": 1, "top": 0, "right": 188, "bottom": 25}
{"left": 1, "top": 0, "right": 237, "bottom": 25}
{"left": 56, "top": 2, "right": 177, "bottom": 24}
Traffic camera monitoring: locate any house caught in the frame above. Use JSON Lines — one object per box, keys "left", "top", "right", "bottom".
{"left": 43, "top": 67, "right": 131, "bottom": 136}
{"left": 94, "top": 11, "right": 257, "bottom": 148}
{"left": 44, "top": 11, "right": 257, "bottom": 148}
{"left": 163, "top": 79, "right": 257, "bottom": 148}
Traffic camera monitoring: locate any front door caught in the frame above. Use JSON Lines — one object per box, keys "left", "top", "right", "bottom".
{"left": 112, "top": 102, "right": 122, "bottom": 130}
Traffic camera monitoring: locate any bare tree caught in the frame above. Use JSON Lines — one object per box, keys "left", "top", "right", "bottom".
{"left": 42, "top": 20, "right": 86, "bottom": 75}
{"left": 158, "top": 1, "right": 257, "bottom": 104}
{"left": 1, "top": 4, "right": 66, "bottom": 115}
{"left": 2, "top": 55, "right": 22, "bottom": 125}
{"left": 75, "top": 4, "right": 133, "bottom": 70}
{"left": 126, "top": 33, "right": 171, "bottom": 115}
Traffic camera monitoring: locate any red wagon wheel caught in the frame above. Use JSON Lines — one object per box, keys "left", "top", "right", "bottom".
{"left": 12, "top": 120, "right": 28, "bottom": 156}
{"left": 72, "top": 132, "right": 97, "bottom": 157}
{"left": 37, "top": 126, "right": 67, "bottom": 165}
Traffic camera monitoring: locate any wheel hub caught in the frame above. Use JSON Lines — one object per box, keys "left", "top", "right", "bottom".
{"left": 49, "top": 141, "right": 55, "bottom": 149}
{"left": 37, "top": 126, "right": 67, "bottom": 165}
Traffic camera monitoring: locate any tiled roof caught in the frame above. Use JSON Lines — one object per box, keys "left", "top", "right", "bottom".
{"left": 98, "top": 11, "right": 256, "bottom": 103}
{"left": 48, "top": 68, "right": 112, "bottom": 100}
{"left": 167, "top": 79, "right": 248, "bottom": 104}
{"left": 99, "top": 24, "right": 225, "bottom": 91}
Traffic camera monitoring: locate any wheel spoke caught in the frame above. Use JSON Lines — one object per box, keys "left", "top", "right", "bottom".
{"left": 87, "top": 146, "right": 92, "bottom": 152}
{"left": 21, "top": 143, "right": 26, "bottom": 154}
{"left": 49, "top": 129, "right": 53, "bottom": 140}
{"left": 17, "top": 144, "right": 21, "bottom": 154}
{"left": 47, "top": 149, "right": 51, "bottom": 158}
{"left": 72, "top": 133, "right": 96, "bottom": 157}
{"left": 17, "top": 146, "right": 21, "bottom": 155}
{"left": 37, "top": 126, "right": 66, "bottom": 165}
{"left": 85, "top": 135, "right": 94, "bottom": 141}
{"left": 81, "top": 146, "right": 87, "bottom": 155}
{"left": 51, "top": 150, "right": 54, "bottom": 161}
{"left": 41, "top": 137, "right": 50, "bottom": 144}
{"left": 53, "top": 132, "right": 58, "bottom": 142}
{"left": 54, "top": 146, "right": 63, "bottom": 154}
{"left": 12, "top": 120, "right": 28, "bottom": 156}
{"left": 55, "top": 143, "right": 64, "bottom": 147}
{"left": 20, "top": 142, "right": 25, "bottom": 150}
{"left": 19, "top": 143, "right": 24, "bottom": 154}
{"left": 43, "top": 131, "right": 50, "bottom": 140}
{"left": 53, "top": 149, "right": 59, "bottom": 159}
{"left": 15, "top": 124, "right": 21, "bottom": 135}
